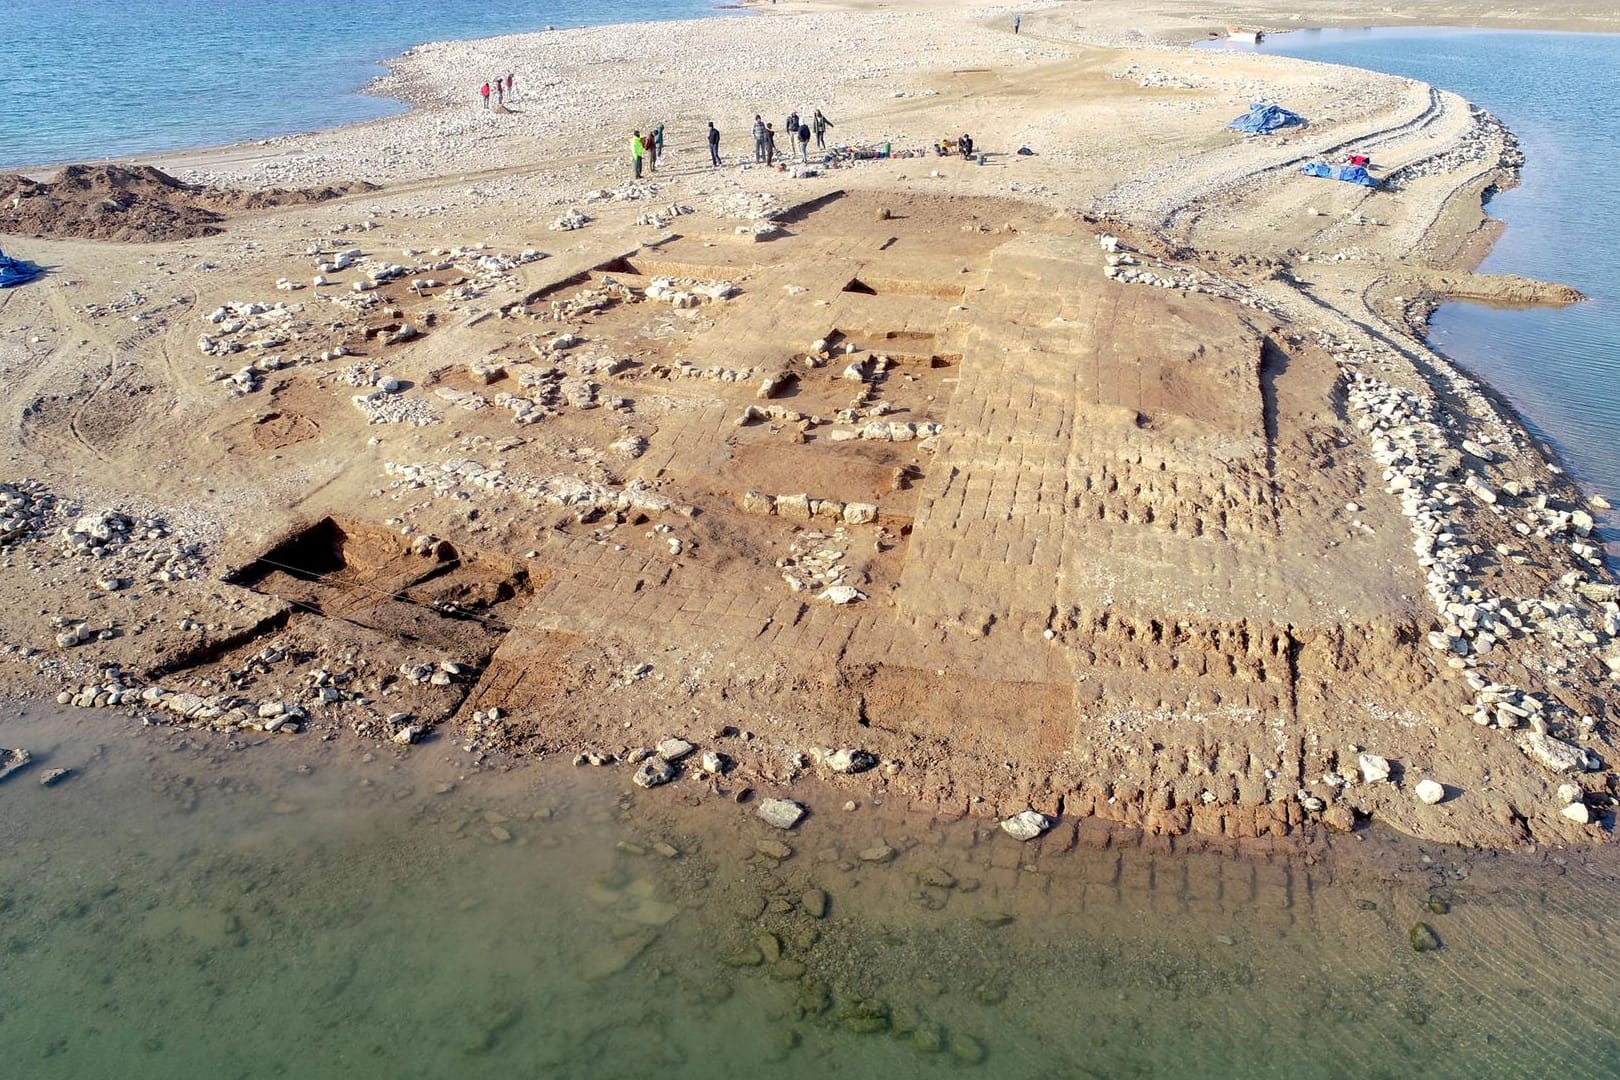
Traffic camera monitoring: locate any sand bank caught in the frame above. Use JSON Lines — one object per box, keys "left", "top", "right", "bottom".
{"left": 1, "top": 0, "right": 1617, "bottom": 852}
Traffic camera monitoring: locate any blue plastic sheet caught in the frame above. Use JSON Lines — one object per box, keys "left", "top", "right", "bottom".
{"left": 0, "top": 248, "right": 44, "bottom": 288}
{"left": 1299, "top": 162, "right": 1380, "bottom": 187}
{"left": 1228, "top": 103, "right": 1305, "bottom": 134}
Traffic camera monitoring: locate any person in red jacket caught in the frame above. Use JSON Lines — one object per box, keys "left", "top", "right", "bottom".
{"left": 480, "top": 81, "right": 491, "bottom": 110}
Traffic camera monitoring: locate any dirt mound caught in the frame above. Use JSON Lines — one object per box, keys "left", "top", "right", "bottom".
{"left": 0, "top": 164, "right": 379, "bottom": 243}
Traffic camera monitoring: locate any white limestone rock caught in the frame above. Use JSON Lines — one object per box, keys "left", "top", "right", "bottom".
{"left": 757, "top": 798, "right": 806, "bottom": 829}
{"left": 1000, "top": 809, "right": 1052, "bottom": 841}
{"left": 1414, "top": 779, "right": 1446, "bottom": 805}
{"left": 656, "top": 737, "right": 695, "bottom": 763}
{"left": 1519, "top": 731, "right": 1601, "bottom": 774}
{"left": 1357, "top": 753, "right": 1391, "bottom": 784}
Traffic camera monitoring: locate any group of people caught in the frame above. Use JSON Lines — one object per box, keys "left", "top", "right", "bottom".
{"left": 479, "top": 73, "right": 515, "bottom": 109}
{"left": 631, "top": 110, "right": 835, "bottom": 176}
{"left": 629, "top": 123, "right": 667, "bottom": 179}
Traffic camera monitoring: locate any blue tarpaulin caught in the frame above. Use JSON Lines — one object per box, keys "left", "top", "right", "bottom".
{"left": 0, "top": 249, "right": 44, "bottom": 288}
{"left": 1228, "top": 103, "right": 1305, "bottom": 134}
{"left": 1299, "top": 161, "right": 1380, "bottom": 188}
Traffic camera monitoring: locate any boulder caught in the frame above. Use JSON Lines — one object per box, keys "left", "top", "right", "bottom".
{"left": 1357, "top": 752, "right": 1391, "bottom": 784}
{"left": 1561, "top": 801, "right": 1592, "bottom": 825}
{"left": 1414, "top": 779, "right": 1446, "bottom": 805}
{"left": 757, "top": 798, "right": 806, "bottom": 829}
{"left": 1000, "top": 809, "right": 1052, "bottom": 841}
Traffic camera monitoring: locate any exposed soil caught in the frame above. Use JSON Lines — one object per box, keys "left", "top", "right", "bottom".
{"left": 0, "top": 164, "right": 379, "bottom": 242}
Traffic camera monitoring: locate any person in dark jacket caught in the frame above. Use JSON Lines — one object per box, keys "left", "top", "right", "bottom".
{"left": 707, "top": 121, "right": 722, "bottom": 166}
{"left": 765, "top": 123, "right": 778, "bottom": 166}
{"left": 797, "top": 121, "right": 812, "bottom": 163}
{"left": 752, "top": 115, "right": 767, "bottom": 162}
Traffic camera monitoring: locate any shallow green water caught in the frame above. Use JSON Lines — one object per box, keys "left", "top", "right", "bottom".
{"left": 3, "top": 707, "right": 1619, "bottom": 1078}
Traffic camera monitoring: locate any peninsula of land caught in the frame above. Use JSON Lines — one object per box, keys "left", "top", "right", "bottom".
{"left": 2, "top": 0, "right": 1617, "bottom": 851}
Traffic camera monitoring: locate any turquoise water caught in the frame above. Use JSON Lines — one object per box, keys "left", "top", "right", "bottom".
{"left": 5, "top": 706, "right": 1620, "bottom": 1078}
{"left": 1230, "top": 28, "right": 1620, "bottom": 549}
{"left": 1, "top": 0, "right": 718, "bottom": 169}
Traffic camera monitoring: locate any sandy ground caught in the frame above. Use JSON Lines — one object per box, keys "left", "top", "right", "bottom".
{"left": 2, "top": 0, "right": 1618, "bottom": 851}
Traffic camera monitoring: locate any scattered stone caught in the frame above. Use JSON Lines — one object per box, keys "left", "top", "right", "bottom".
{"left": 801, "top": 888, "right": 828, "bottom": 918}
{"left": 999, "top": 809, "right": 1052, "bottom": 841}
{"left": 1519, "top": 731, "right": 1601, "bottom": 774}
{"left": 656, "top": 737, "right": 695, "bottom": 762}
{"left": 1560, "top": 801, "right": 1592, "bottom": 825}
{"left": 859, "top": 844, "right": 895, "bottom": 863}
{"left": 633, "top": 758, "right": 677, "bottom": 788}
{"left": 757, "top": 798, "right": 806, "bottom": 829}
{"left": 825, "top": 748, "right": 878, "bottom": 774}
{"left": 39, "top": 766, "right": 70, "bottom": 787}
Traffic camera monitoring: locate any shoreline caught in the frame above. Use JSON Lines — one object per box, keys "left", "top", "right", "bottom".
{"left": 2, "top": 1, "right": 1618, "bottom": 854}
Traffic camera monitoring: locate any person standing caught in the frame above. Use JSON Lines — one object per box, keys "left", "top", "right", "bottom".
{"left": 812, "top": 109, "right": 832, "bottom": 150}
{"left": 1014, "top": 14, "right": 1021, "bottom": 33}
{"left": 653, "top": 123, "right": 665, "bottom": 170}
{"left": 494, "top": 77, "right": 504, "bottom": 106}
{"left": 480, "top": 81, "right": 491, "bottom": 110}
{"left": 631, "top": 130, "right": 645, "bottom": 178}
{"left": 707, "top": 121, "right": 721, "bottom": 166}
{"left": 752, "top": 114, "right": 767, "bottom": 162}
{"left": 765, "top": 123, "right": 777, "bottom": 166}
{"left": 797, "top": 121, "right": 811, "bottom": 163}
{"left": 506, "top": 72, "right": 515, "bottom": 101}
{"left": 785, "top": 111, "right": 800, "bottom": 142}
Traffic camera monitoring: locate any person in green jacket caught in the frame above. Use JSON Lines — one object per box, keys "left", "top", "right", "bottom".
{"left": 631, "top": 131, "right": 645, "bottom": 178}
{"left": 812, "top": 109, "right": 833, "bottom": 150}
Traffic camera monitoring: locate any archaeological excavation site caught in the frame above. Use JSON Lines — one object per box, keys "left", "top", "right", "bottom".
{"left": 3, "top": 178, "right": 1617, "bottom": 850}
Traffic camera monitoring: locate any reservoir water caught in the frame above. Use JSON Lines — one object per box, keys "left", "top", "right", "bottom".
{"left": 0, "top": 0, "right": 719, "bottom": 170}
{"left": 1222, "top": 28, "right": 1620, "bottom": 555}
{"left": 4, "top": 705, "right": 1620, "bottom": 1078}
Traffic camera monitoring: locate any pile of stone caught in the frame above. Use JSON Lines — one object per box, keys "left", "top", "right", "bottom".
{"left": 198, "top": 300, "right": 296, "bottom": 357}
{"left": 773, "top": 527, "right": 867, "bottom": 596}
{"left": 740, "top": 492, "right": 876, "bottom": 527}
{"left": 1386, "top": 107, "right": 1517, "bottom": 189}
{"left": 352, "top": 388, "right": 442, "bottom": 426}
{"left": 657, "top": 359, "right": 757, "bottom": 384}
{"left": 384, "top": 459, "right": 681, "bottom": 517}
{"left": 399, "top": 658, "right": 475, "bottom": 687}
{"left": 208, "top": 352, "right": 295, "bottom": 397}
{"left": 643, "top": 277, "right": 738, "bottom": 309}
{"left": 1341, "top": 363, "right": 1614, "bottom": 785}
{"left": 549, "top": 208, "right": 591, "bottom": 231}
{"left": 0, "top": 480, "right": 64, "bottom": 545}
{"left": 540, "top": 277, "right": 637, "bottom": 321}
